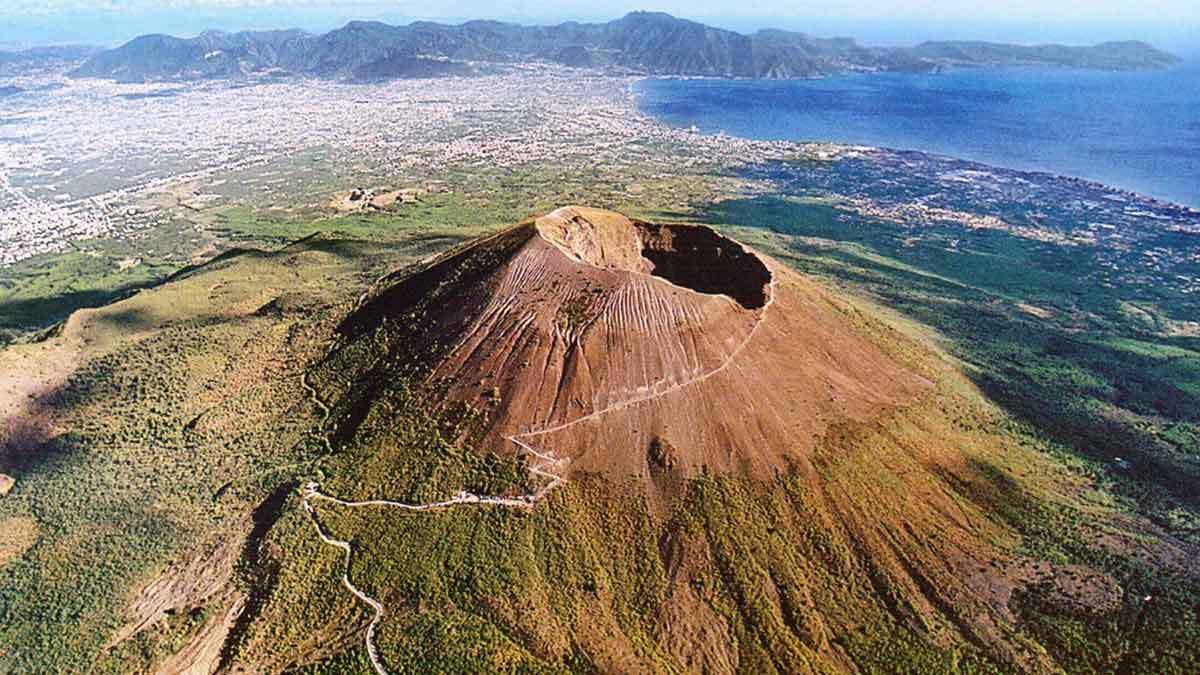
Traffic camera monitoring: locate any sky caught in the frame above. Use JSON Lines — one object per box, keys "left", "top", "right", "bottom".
{"left": 2, "top": 0, "right": 1198, "bottom": 53}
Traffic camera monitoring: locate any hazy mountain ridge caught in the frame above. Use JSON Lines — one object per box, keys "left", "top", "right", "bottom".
{"left": 904, "top": 39, "right": 1182, "bottom": 70}
{"left": 0, "top": 45, "right": 101, "bottom": 63}
{"left": 0, "top": 45, "right": 102, "bottom": 77}
{"left": 70, "top": 29, "right": 310, "bottom": 81}
{"left": 69, "top": 11, "right": 1181, "bottom": 83}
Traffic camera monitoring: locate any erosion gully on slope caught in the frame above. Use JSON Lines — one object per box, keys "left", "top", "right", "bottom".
{"left": 299, "top": 273, "right": 777, "bottom": 675}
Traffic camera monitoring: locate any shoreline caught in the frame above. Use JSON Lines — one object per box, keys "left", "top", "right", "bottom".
{"left": 2, "top": 65, "right": 1196, "bottom": 276}
{"left": 631, "top": 67, "right": 1200, "bottom": 213}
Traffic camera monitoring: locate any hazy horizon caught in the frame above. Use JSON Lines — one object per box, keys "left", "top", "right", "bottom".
{"left": 2, "top": 3, "right": 1198, "bottom": 55}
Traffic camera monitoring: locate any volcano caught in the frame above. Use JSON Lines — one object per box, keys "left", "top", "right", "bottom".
{"left": 271, "top": 207, "right": 1175, "bottom": 674}
{"left": 331, "top": 206, "right": 930, "bottom": 481}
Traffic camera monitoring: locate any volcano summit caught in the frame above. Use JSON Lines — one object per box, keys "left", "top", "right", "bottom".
{"left": 326, "top": 206, "right": 928, "bottom": 483}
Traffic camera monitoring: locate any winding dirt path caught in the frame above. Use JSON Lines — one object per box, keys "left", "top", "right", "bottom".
{"left": 300, "top": 277, "right": 777, "bottom": 675}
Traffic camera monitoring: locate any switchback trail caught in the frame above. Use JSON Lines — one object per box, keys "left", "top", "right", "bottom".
{"left": 300, "top": 277, "right": 776, "bottom": 675}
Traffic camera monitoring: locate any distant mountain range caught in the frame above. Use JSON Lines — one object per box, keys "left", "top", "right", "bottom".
{"left": 0, "top": 45, "right": 100, "bottom": 64}
{"left": 67, "top": 11, "right": 1181, "bottom": 83}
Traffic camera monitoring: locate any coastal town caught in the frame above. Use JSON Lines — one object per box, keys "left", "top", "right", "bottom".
{"left": 2, "top": 59, "right": 1197, "bottom": 307}
{"left": 0, "top": 63, "right": 801, "bottom": 266}
{"left": 744, "top": 147, "right": 1200, "bottom": 301}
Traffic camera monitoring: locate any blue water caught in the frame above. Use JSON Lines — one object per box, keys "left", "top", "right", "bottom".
{"left": 635, "top": 62, "right": 1200, "bottom": 208}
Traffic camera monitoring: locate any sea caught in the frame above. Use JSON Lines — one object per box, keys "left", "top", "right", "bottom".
{"left": 634, "top": 60, "right": 1200, "bottom": 208}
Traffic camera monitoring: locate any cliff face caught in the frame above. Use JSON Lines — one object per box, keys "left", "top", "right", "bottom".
{"left": 70, "top": 12, "right": 1182, "bottom": 83}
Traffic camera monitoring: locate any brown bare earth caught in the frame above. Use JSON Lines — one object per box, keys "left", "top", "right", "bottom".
{"left": 0, "top": 516, "right": 37, "bottom": 567}
{"left": 339, "top": 206, "right": 930, "bottom": 481}
{"left": 104, "top": 538, "right": 242, "bottom": 652}
{"left": 0, "top": 313, "right": 89, "bottom": 482}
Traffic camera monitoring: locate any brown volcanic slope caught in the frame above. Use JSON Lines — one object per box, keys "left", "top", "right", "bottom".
{"left": 265, "top": 207, "right": 1194, "bottom": 673}
{"left": 333, "top": 206, "right": 930, "bottom": 481}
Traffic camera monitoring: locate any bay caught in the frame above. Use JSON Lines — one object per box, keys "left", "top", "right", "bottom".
{"left": 635, "top": 62, "right": 1200, "bottom": 208}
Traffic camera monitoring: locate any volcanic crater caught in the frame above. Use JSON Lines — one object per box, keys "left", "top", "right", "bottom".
{"left": 331, "top": 206, "right": 930, "bottom": 479}
{"left": 535, "top": 208, "right": 772, "bottom": 310}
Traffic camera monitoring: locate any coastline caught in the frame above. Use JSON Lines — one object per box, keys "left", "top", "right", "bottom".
{"left": 632, "top": 63, "right": 1200, "bottom": 211}
{"left": 3, "top": 63, "right": 1196, "bottom": 277}
{"left": 626, "top": 75, "right": 1199, "bottom": 217}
